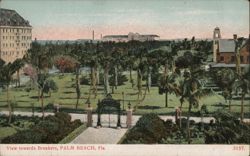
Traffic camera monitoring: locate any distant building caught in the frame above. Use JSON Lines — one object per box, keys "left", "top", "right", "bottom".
{"left": 212, "top": 27, "right": 249, "bottom": 65}
{"left": 0, "top": 8, "right": 32, "bottom": 63}
{"left": 102, "top": 32, "right": 159, "bottom": 42}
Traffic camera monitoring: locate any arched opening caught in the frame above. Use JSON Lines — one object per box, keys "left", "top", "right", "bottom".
{"left": 96, "top": 94, "right": 121, "bottom": 128}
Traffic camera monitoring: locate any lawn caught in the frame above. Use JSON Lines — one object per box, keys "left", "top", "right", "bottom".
{"left": 0, "top": 127, "right": 17, "bottom": 141}
{"left": 0, "top": 72, "right": 249, "bottom": 117}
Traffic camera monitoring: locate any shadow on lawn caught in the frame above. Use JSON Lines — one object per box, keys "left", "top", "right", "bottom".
{"left": 137, "top": 105, "right": 162, "bottom": 110}
{"left": 212, "top": 103, "right": 250, "bottom": 108}
{"left": 17, "top": 100, "right": 30, "bottom": 103}
{"left": 232, "top": 96, "right": 250, "bottom": 100}
{"left": 30, "top": 96, "right": 50, "bottom": 99}
{"left": 126, "top": 92, "right": 138, "bottom": 96}
{"left": 63, "top": 91, "right": 75, "bottom": 94}
{"left": 211, "top": 103, "right": 228, "bottom": 108}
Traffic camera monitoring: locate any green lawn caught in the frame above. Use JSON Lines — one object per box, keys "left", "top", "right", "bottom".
{"left": 0, "top": 127, "right": 17, "bottom": 141}
{"left": 0, "top": 72, "right": 249, "bottom": 116}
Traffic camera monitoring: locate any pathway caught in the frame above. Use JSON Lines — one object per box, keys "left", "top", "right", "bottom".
{"left": 70, "top": 127, "right": 127, "bottom": 144}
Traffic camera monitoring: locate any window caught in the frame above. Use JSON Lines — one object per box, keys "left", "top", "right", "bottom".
{"left": 220, "top": 56, "right": 224, "bottom": 61}
{"left": 231, "top": 56, "right": 235, "bottom": 62}
{"left": 247, "top": 56, "right": 250, "bottom": 63}
{"left": 240, "top": 56, "right": 244, "bottom": 62}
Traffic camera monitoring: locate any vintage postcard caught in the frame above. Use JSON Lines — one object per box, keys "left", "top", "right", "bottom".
{"left": 0, "top": 0, "right": 249, "bottom": 156}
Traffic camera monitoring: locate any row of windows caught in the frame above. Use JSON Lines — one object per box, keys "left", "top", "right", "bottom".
{"left": 1, "top": 43, "right": 31, "bottom": 48}
{"left": 1, "top": 28, "right": 31, "bottom": 33}
{"left": 220, "top": 56, "right": 250, "bottom": 62}
{"left": 0, "top": 51, "right": 26, "bottom": 56}
{"left": 2, "top": 35, "right": 32, "bottom": 40}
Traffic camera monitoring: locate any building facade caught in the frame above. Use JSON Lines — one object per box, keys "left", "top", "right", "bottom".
{"left": 0, "top": 8, "right": 32, "bottom": 63}
{"left": 102, "top": 32, "right": 159, "bottom": 42}
{"left": 212, "top": 27, "right": 249, "bottom": 64}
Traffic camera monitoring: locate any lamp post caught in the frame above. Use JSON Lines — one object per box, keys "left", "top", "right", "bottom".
{"left": 85, "top": 98, "right": 92, "bottom": 127}
{"left": 126, "top": 101, "right": 132, "bottom": 128}
{"left": 128, "top": 101, "right": 131, "bottom": 110}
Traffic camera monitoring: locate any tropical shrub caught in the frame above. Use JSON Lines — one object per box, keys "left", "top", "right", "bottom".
{"left": 54, "top": 55, "right": 78, "bottom": 73}
{"left": 80, "top": 76, "right": 89, "bottom": 85}
{"left": 122, "top": 113, "right": 167, "bottom": 144}
{"left": 204, "top": 110, "right": 250, "bottom": 144}
{"left": 2, "top": 112, "right": 82, "bottom": 143}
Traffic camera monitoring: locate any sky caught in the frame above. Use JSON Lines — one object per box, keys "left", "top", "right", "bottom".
{"left": 1, "top": 0, "right": 249, "bottom": 40}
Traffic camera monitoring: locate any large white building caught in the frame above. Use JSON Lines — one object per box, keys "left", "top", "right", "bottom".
{"left": 102, "top": 32, "right": 159, "bottom": 42}
{"left": 0, "top": 8, "right": 32, "bottom": 63}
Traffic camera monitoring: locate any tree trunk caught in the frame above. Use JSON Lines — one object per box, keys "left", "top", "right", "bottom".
{"left": 164, "top": 63, "right": 168, "bottom": 80}
{"left": 165, "top": 91, "right": 168, "bottom": 107}
{"left": 75, "top": 67, "right": 80, "bottom": 109}
{"left": 172, "top": 61, "right": 176, "bottom": 73}
{"left": 94, "top": 66, "right": 98, "bottom": 98}
{"left": 179, "top": 101, "right": 183, "bottom": 128}
{"left": 235, "top": 52, "right": 241, "bottom": 76}
{"left": 7, "top": 85, "right": 12, "bottom": 124}
{"left": 147, "top": 67, "right": 151, "bottom": 93}
{"left": 129, "top": 67, "right": 134, "bottom": 88}
{"left": 17, "top": 69, "right": 20, "bottom": 87}
{"left": 229, "top": 97, "right": 232, "bottom": 112}
{"left": 201, "top": 112, "right": 204, "bottom": 131}
{"left": 187, "top": 102, "right": 192, "bottom": 144}
{"left": 137, "top": 69, "right": 142, "bottom": 96}
{"left": 38, "top": 89, "right": 40, "bottom": 101}
{"left": 104, "top": 65, "right": 110, "bottom": 95}
{"left": 96, "top": 67, "right": 100, "bottom": 85}
{"left": 41, "top": 91, "right": 44, "bottom": 119}
{"left": 240, "top": 93, "right": 245, "bottom": 122}
{"left": 114, "top": 66, "right": 118, "bottom": 89}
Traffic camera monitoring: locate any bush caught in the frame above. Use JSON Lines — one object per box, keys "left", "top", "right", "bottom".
{"left": 55, "top": 112, "right": 71, "bottom": 124}
{"left": 123, "top": 113, "right": 167, "bottom": 144}
{"left": 44, "top": 103, "right": 55, "bottom": 111}
{"left": 80, "top": 76, "right": 89, "bottom": 85}
{"left": 204, "top": 110, "right": 250, "bottom": 144}
{"left": 2, "top": 112, "right": 82, "bottom": 143}
{"left": 2, "top": 130, "right": 45, "bottom": 143}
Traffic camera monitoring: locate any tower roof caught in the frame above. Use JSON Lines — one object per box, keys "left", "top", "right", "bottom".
{"left": 0, "top": 8, "right": 31, "bottom": 27}
{"left": 214, "top": 27, "right": 220, "bottom": 30}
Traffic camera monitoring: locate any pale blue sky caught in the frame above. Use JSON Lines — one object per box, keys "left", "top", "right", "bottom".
{"left": 1, "top": 0, "right": 249, "bottom": 40}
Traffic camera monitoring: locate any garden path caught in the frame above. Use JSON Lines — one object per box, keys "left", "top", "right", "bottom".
{"left": 70, "top": 127, "right": 127, "bottom": 144}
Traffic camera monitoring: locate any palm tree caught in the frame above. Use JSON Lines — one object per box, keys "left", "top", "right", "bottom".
{"left": 233, "top": 76, "right": 249, "bottom": 122}
{"left": 234, "top": 37, "right": 244, "bottom": 76}
{"left": 212, "top": 68, "right": 236, "bottom": 111}
{"left": 180, "top": 71, "right": 203, "bottom": 144}
{"left": 12, "top": 58, "right": 24, "bottom": 87}
{"left": 24, "top": 40, "right": 52, "bottom": 101}
{"left": 151, "top": 49, "right": 174, "bottom": 107}
{"left": 98, "top": 45, "right": 113, "bottom": 95}
{"left": 111, "top": 47, "right": 124, "bottom": 90}
{"left": 70, "top": 43, "right": 85, "bottom": 109}
{"left": 0, "top": 62, "right": 17, "bottom": 124}
{"left": 37, "top": 73, "right": 58, "bottom": 119}
{"left": 160, "top": 73, "right": 179, "bottom": 108}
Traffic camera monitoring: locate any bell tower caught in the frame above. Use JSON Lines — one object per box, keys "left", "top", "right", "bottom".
{"left": 213, "top": 27, "right": 221, "bottom": 63}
